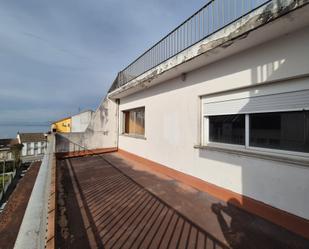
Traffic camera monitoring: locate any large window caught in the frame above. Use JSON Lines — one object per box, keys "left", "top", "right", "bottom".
{"left": 209, "top": 115, "right": 245, "bottom": 145}
{"left": 206, "top": 111, "right": 309, "bottom": 154}
{"left": 123, "top": 107, "right": 145, "bottom": 136}
{"left": 203, "top": 82, "right": 309, "bottom": 155}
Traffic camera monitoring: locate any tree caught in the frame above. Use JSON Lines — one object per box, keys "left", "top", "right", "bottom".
{"left": 10, "top": 143, "right": 23, "bottom": 169}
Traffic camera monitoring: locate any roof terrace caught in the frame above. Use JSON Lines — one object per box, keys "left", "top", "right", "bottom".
{"left": 6, "top": 1, "right": 309, "bottom": 248}
{"left": 54, "top": 151, "right": 308, "bottom": 249}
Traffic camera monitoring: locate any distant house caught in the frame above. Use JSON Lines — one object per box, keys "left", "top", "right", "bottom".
{"left": 0, "top": 139, "right": 18, "bottom": 162}
{"left": 51, "top": 110, "right": 93, "bottom": 133}
{"left": 51, "top": 116, "right": 71, "bottom": 133}
{"left": 17, "top": 133, "right": 47, "bottom": 163}
{"left": 0, "top": 138, "right": 22, "bottom": 172}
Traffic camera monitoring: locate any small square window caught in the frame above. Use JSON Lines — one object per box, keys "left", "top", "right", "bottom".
{"left": 123, "top": 107, "right": 145, "bottom": 136}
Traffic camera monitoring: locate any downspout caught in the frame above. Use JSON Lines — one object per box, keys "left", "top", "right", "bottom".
{"left": 116, "top": 98, "right": 120, "bottom": 149}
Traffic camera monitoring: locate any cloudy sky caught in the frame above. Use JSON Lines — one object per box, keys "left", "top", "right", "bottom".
{"left": 0, "top": 0, "right": 206, "bottom": 138}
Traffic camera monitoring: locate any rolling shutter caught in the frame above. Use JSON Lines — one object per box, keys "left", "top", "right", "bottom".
{"left": 203, "top": 82, "right": 309, "bottom": 116}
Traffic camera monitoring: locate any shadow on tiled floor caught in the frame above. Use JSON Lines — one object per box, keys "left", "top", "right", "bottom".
{"left": 56, "top": 154, "right": 309, "bottom": 249}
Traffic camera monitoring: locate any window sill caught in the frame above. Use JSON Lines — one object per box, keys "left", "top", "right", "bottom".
{"left": 120, "top": 133, "right": 147, "bottom": 140}
{"left": 194, "top": 144, "right": 309, "bottom": 167}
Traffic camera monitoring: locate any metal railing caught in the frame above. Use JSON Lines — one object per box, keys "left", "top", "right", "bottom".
{"left": 110, "top": 0, "right": 271, "bottom": 92}
{"left": 55, "top": 133, "right": 86, "bottom": 154}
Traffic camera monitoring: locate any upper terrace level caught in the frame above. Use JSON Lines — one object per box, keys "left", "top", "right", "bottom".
{"left": 109, "top": 0, "right": 270, "bottom": 92}
{"left": 108, "top": 0, "right": 309, "bottom": 99}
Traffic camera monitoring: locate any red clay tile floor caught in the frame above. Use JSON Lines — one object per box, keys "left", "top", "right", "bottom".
{"left": 56, "top": 153, "right": 309, "bottom": 249}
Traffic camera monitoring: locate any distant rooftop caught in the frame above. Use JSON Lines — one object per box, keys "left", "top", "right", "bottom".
{"left": 18, "top": 133, "right": 46, "bottom": 143}
{"left": 0, "top": 138, "right": 18, "bottom": 149}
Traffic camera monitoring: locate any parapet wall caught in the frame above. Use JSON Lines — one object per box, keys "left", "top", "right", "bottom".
{"left": 83, "top": 97, "right": 118, "bottom": 149}
{"left": 56, "top": 97, "right": 118, "bottom": 151}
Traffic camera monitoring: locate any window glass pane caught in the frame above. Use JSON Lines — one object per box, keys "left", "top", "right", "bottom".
{"left": 249, "top": 111, "right": 309, "bottom": 153}
{"left": 209, "top": 115, "right": 245, "bottom": 145}
{"left": 124, "top": 112, "right": 130, "bottom": 134}
{"left": 27, "top": 143, "right": 32, "bottom": 155}
{"left": 129, "top": 111, "right": 135, "bottom": 133}
{"left": 135, "top": 109, "right": 145, "bottom": 135}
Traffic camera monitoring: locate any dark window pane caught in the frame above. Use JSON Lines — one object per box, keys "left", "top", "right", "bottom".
{"left": 209, "top": 115, "right": 245, "bottom": 145}
{"left": 249, "top": 111, "right": 309, "bottom": 153}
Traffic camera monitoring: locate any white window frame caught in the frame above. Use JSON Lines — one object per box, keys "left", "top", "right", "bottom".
{"left": 203, "top": 115, "right": 246, "bottom": 150}
{"left": 40, "top": 143, "right": 44, "bottom": 154}
{"left": 26, "top": 142, "right": 32, "bottom": 156}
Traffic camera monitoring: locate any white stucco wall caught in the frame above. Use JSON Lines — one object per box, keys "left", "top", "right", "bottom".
{"left": 18, "top": 134, "right": 45, "bottom": 157}
{"left": 71, "top": 111, "right": 93, "bottom": 132}
{"left": 118, "top": 26, "right": 309, "bottom": 219}
{"left": 84, "top": 97, "right": 118, "bottom": 149}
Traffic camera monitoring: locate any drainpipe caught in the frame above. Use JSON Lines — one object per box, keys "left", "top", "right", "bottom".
{"left": 116, "top": 98, "right": 120, "bottom": 149}
{"left": 2, "top": 158, "right": 5, "bottom": 194}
